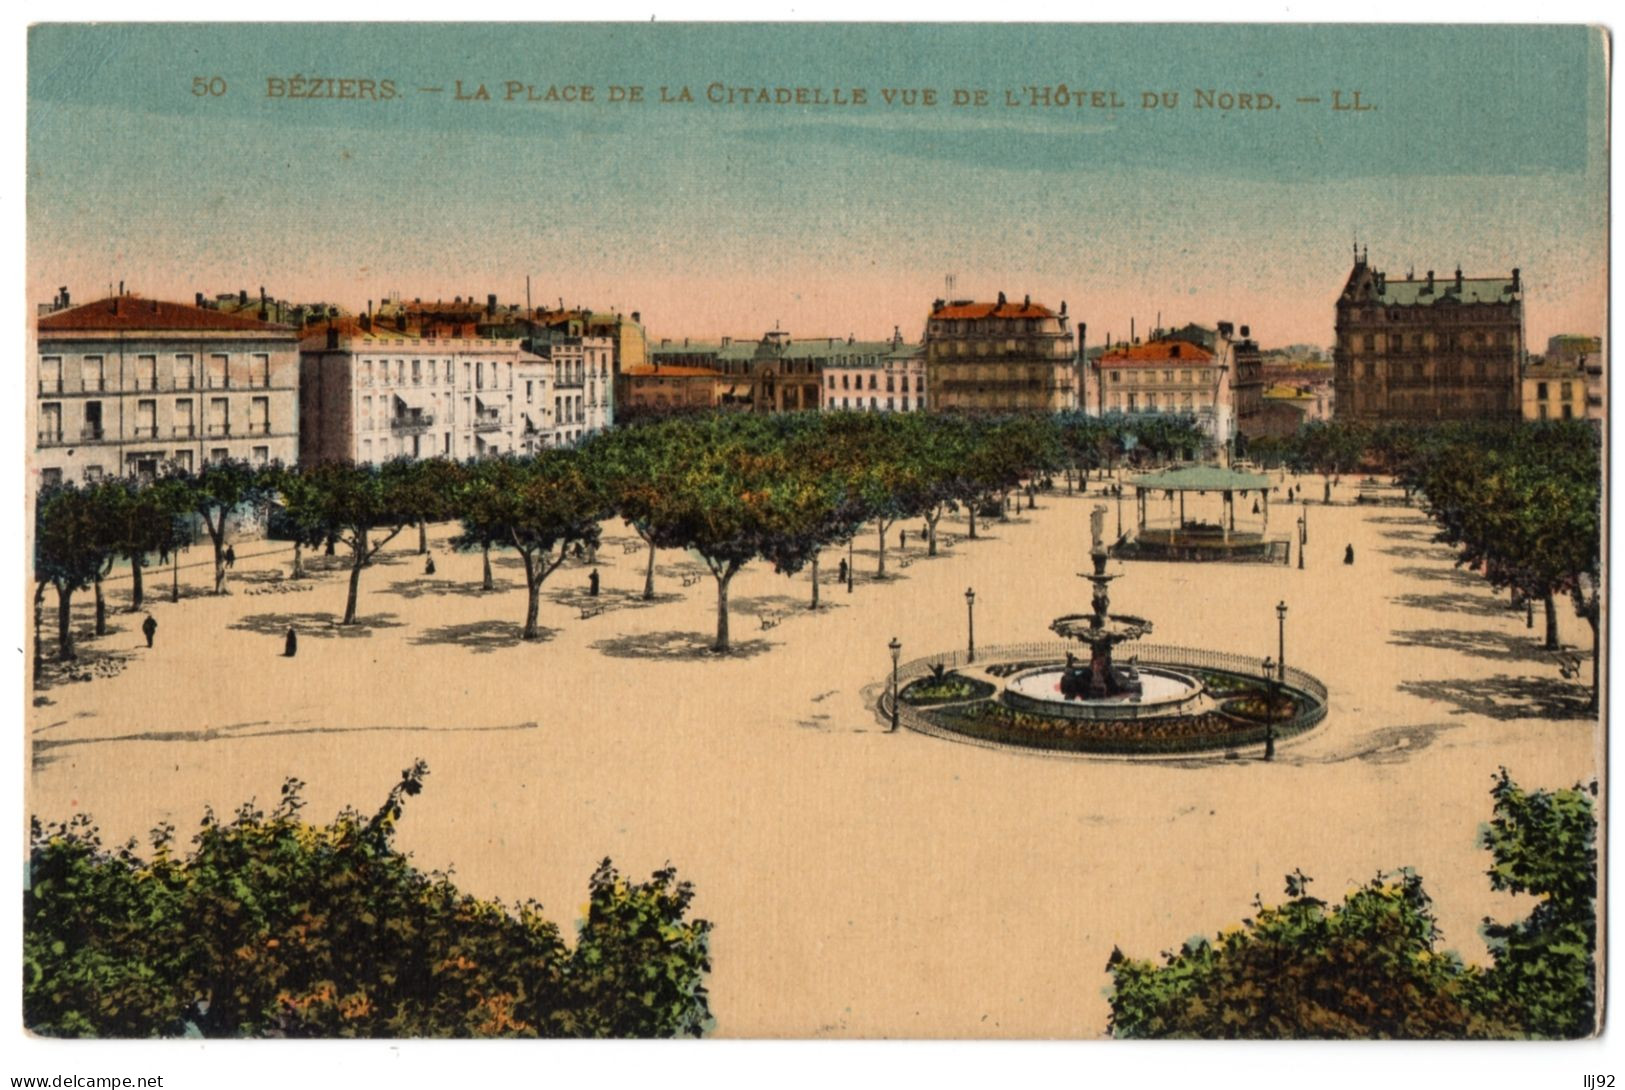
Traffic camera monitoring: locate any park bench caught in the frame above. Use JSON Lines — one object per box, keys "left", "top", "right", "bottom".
{"left": 681, "top": 572, "right": 703, "bottom": 587}
{"left": 759, "top": 610, "right": 784, "bottom": 631}
{"left": 622, "top": 541, "right": 643, "bottom": 554}
{"left": 579, "top": 603, "right": 605, "bottom": 620}
{"left": 898, "top": 556, "right": 913, "bottom": 569}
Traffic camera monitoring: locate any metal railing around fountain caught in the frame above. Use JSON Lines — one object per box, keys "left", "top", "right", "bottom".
{"left": 884, "top": 640, "right": 1328, "bottom": 758}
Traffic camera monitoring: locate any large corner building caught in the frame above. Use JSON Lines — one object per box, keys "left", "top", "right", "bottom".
{"left": 1333, "top": 251, "right": 1524, "bottom": 422}
{"left": 924, "top": 293, "right": 1082, "bottom": 412}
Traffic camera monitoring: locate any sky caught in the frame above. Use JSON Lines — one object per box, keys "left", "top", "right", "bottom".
{"left": 27, "top": 23, "right": 1609, "bottom": 350}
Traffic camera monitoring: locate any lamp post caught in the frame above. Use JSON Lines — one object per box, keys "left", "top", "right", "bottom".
{"left": 1297, "top": 514, "right": 1306, "bottom": 570}
{"left": 1300, "top": 503, "right": 1308, "bottom": 544}
{"left": 1261, "top": 655, "right": 1278, "bottom": 761}
{"left": 1276, "top": 601, "right": 1287, "bottom": 680}
{"left": 888, "top": 637, "right": 902, "bottom": 732}
{"left": 1114, "top": 482, "right": 1124, "bottom": 541}
{"left": 847, "top": 534, "right": 854, "bottom": 593}
{"left": 965, "top": 587, "right": 976, "bottom": 664}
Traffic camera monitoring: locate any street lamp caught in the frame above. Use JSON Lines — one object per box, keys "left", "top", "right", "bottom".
{"left": 888, "top": 637, "right": 902, "bottom": 732}
{"left": 847, "top": 534, "right": 854, "bottom": 594}
{"left": 1276, "top": 601, "right": 1288, "bottom": 680}
{"left": 965, "top": 587, "right": 976, "bottom": 664}
{"left": 1301, "top": 503, "right": 1308, "bottom": 544}
{"left": 1261, "top": 655, "right": 1278, "bottom": 761}
{"left": 1297, "top": 514, "right": 1306, "bottom": 570}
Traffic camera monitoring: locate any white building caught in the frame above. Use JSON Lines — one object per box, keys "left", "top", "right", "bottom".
{"left": 524, "top": 333, "right": 614, "bottom": 445}
{"left": 34, "top": 289, "right": 300, "bottom": 484}
{"left": 300, "top": 318, "right": 552, "bottom": 464}
{"left": 819, "top": 333, "right": 927, "bottom": 412}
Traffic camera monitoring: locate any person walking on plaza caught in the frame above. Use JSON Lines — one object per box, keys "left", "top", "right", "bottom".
{"left": 425, "top": 555, "right": 436, "bottom": 576}
{"left": 225, "top": 544, "right": 236, "bottom": 569}
{"left": 141, "top": 613, "right": 157, "bottom": 648}
{"left": 899, "top": 529, "right": 907, "bottom": 550}
{"left": 838, "top": 557, "right": 848, "bottom": 585}
{"left": 284, "top": 626, "right": 298, "bottom": 657}
{"left": 589, "top": 568, "right": 600, "bottom": 597}
{"left": 1344, "top": 543, "right": 1355, "bottom": 565}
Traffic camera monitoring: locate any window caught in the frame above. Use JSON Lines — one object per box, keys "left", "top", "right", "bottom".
{"left": 1362, "top": 334, "right": 1375, "bottom": 351}
{"left": 252, "top": 446, "right": 269, "bottom": 465}
{"left": 1362, "top": 362, "right": 1376, "bottom": 379}
{"left": 250, "top": 354, "right": 270, "bottom": 387}
{"left": 174, "top": 399, "right": 194, "bottom": 437}
{"left": 1536, "top": 382, "right": 1549, "bottom": 400}
{"left": 868, "top": 374, "right": 877, "bottom": 390}
{"left": 136, "top": 399, "right": 156, "bottom": 437}
{"left": 1538, "top": 404, "right": 1549, "bottom": 420}
{"left": 84, "top": 465, "right": 103, "bottom": 482}
{"left": 39, "top": 402, "right": 62, "bottom": 443}
{"left": 171, "top": 450, "right": 193, "bottom": 472}
{"left": 40, "top": 356, "right": 62, "bottom": 393}
{"left": 137, "top": 355, "right": 157, "bottom": 390}
{"left": 250, "top": 396, "right": 270, "bottom": 434}
{"left": 915, "top": 375, "right": 924, "bottom": 392}
{"left": 412, "top": 360, "right": 421, "bottom": 385}
{"left": 40, "top": 468, "right": 62, "bottom": 487}
{"left": 1561, "top": 381, "right": 1574, "bottom": 401}
{"left": 1110, "top": 371, "right": 1120, "bottom": 383}
{"left": 208, "top": 354, "right": 229, "bottom": 388}
{"left": 83, "top": 401, "right": 104, "bottom": 440}
{"left": 886, "top": 376, "right": 895, "bottom": 393}
{"left": 210, "top": 448, "right": 229, "bottom": 464}
{"left": 82, "top": 356, "right": 105, "bottom": 392}
{"left": 209, "top": 397, "right": 230, "bottom": 436}
{"left": 1562, "top": 404, "right": 1574, "bottom": 420}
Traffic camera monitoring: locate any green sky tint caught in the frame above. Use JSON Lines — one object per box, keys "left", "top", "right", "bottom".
{"left": 28, "top": 23, "right": 1607, "bottom": 347}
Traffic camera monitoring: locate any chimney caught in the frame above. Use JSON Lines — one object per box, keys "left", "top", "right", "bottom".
{"left": 118, "top": 280, "right": 124, "bottom": 296}
{"left": 396, "top": 313, "right": 407, "bottom": 332}
{"left": 1060, "top": 300, "right": 1067, "bottom": 316}
{"left": 1023, "top": 293, "right": 1030, "bottom": 307}
{"left": 195, "top": 292, "right": 205, "bottom": 307}
{"left": 631, "top": 311, "right": 641, "bottom": 324}
{"left": 111, "top": 296, "right": 120, "bottom": 315}
{"left": 1240, "top": 325, "right": 1250, "bottom": 338}
{"left": 361, "top": 314, "right": 371, "bottom": 332}
{"left": 1455, "top": 266, "right": 1463, "bottom": 291}
{"left": 59, "top": 286, "right": 69, "bottom": 309}
{"left": 997, "top": 291, "right": 1007, "bottom": 305}
{"left": 1426, "top": 270, "right": 1435, "bottom": 293}
{"left": 239, "top": 289, "right": 248, "bottom": 306}
{"left": 326, "top": 325, "right": 339, "bottom": 350}
{"left": 259, "top": 286, "right": 266, "bottom": 304}
{"left": 1512, "top": 268, "right": 1521, "bottom": 291}
{"left": 487, "top": 293, "right": 497, "bottom": 316}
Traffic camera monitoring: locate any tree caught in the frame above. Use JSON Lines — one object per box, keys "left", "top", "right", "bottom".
{"left": 266, "top": 465, "right": 333, "bottom": 581}
{"left": 382, "top": 456, "right": 465, "bottom": 556}
{"left": 26, "top": 763, "right": 712, "bottom": 1037}
{"left": 289, "top": 461, "right": 411, "bottom": 625}
{"left": 34, "top": 483, "right": 114, "bottom": 661}
{"left": 1477, "top": 769, "right": 1598, "bottom": 1038}
{"left": 449, "top": 458, "right": 508, "bottom": 592}
{"left": 455, "top": 453, "right": 606, "bottom": 640}
{"left": 180, "top": 458, "right": 275, "bottom": 595}
{"left": 587, "top": 425, "right": 679, "bottom": 601}
{"left": 105, "top": 475, "right": 191, "bottom": 613}
{"left": 1105, "top": 771, "right": 1598, "bottom": 1039}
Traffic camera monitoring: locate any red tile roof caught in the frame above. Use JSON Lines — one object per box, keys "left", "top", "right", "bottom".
{"left": 39, "top": 296, "right": 294, "bottom": 333}
{"left": 932, "top": 300, "right": 1058, "bottom": 320}
{"left": 625, "top": 365, "right": 725, "bottom": 378}
{"left": 1099, "top": 340, "right": 1214, "bottom": 364}
{"left": 298, "top": 316, "right": 417, "bottom": 347}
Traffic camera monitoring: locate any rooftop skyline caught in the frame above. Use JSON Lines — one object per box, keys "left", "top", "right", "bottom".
{"left": 29, "top": 24, "right": 1607, "bottom": 349}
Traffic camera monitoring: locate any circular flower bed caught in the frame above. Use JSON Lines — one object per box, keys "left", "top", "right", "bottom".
{"left": 900, "top": 673, "right": 996, "bottom": 706}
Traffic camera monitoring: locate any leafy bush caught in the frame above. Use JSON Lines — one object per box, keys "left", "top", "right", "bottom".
{"left": 25, "top": 762, "right": 712, "bottom": 1038}
{"left": 1105, "top": 771, "right": 1597, "bottom": 1038}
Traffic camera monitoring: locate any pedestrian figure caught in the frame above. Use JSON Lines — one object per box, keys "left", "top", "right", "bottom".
{"left": 1287, "top": 487, "right": 1295, "bottom": 503}
{"left": 1344, "top": 543, "right": 1355, "bottom": 565}
{"left": 899, "top": 529, "right": 907, "bottom": 549}
{"left": 141, "top": 613, "right": 157, "bottom": 648}
{"left": 158, "top": 544, "right": 169, "bottom": 564}
{"left": 284, "top": 626, "right": 298, "bottom": 657}
{"left": 589, "top": 568, "right": 600, "bottom": 597}
{"left": 838, "top": 557, "right": 848, "bottom": 585}
{"left": 1252, "top": 499, "right": 1260, "bottom": 515}
{"left": 224, "top": 544, "right": 237, "bottom": 568}
{"left": 425, "top": 555, "right": 436, "bottom": 576}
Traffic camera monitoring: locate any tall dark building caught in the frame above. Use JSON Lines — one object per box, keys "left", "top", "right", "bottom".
{"left": 1333, "top": 250, "right": 1524, "bottom": 422}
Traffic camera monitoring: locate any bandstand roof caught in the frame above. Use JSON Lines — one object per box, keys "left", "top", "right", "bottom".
{"left": 1130, "top": 466, "right": 1271, "bottom": 492}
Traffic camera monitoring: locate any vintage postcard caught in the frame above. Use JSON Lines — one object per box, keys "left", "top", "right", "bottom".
{"left": 16, "top": 17, "right": 1609, "bottom": 1081}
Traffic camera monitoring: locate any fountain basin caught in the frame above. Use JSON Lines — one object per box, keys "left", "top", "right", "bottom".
{"left": 1002, "top": 663, "right": 1206, "bottom": 721}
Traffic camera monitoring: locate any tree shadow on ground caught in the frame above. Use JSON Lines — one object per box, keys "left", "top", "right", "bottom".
{"left": 545, "top": 586, "right": 678, "bottom": 612}
{"left": 33, "top": 639, "right": 136, "bottom": 690}
{"left": 301, "top": 555, "right": 354, "bottom": 573}
{"left": 384, "top": 577, "right": 518, "bottom": 600}
{"left": 1390, "top": 627, "right": 1562, "bottom": 663}
{"left": 1365, "top": 514, "right": 1432, "bottom": 526}
{"left": 730, "top": 593, "right": 811, "bottom": 617}
{"left": 228, "top": 610, "right": 406, "bottom": 639}
{"left": 1393, "top": 564, "right": 1485, "bottom": 588}
{"left": 409, "top": 619, "right": 552, "bottom": 652}
{"left": 1378, "top": 543, "right": 1456, "bottom": 559}
{"left": 1298, "top": 721, "right": 1465, "bottom": 766}
{"left": 591, "top": 629, "right": 775, "bottom": 660}
{"left": 1398, "top": 675, "right": 1595, "bottom": 721}
{"left": 1389, "top": 591, "right": 1522, "bottom": 619}
{"left": 1378, "top": 528, "right": 1436, "bottom": 542}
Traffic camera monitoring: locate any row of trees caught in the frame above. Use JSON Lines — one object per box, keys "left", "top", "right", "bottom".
{"left": 33, "top": 411, "right": 1208, "bottom": 659}
{"left": 1106, "top": 769, "right": 1598, "bottom": 1039}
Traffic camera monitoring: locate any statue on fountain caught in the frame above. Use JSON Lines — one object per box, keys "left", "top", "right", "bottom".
{"left": 1050, "top": 504, "right": 1152, "bottom": 700}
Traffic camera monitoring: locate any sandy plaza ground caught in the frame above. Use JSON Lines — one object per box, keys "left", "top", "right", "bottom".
{"left": 25, "top": 473, "right": 1602, "bottom": 1038}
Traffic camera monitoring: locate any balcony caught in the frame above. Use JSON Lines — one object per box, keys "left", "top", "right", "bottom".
{"left": 391, "top": 411, "right": 434, "bottom": 434}
{"left": 130, "top": 425, "right": 159, "bottom": 438}
{"left": 173, "top": 424, "right": 197, "bottom": 438}
{"left": 246, "top": 421, "right": 273, "bottom": 435}
{"left": 38, "top": 380, "right": 62, "bottom": 394}
{"left": 207, "top": 423, "right": 232, "bottom": 437}
{"left": 473, "top": 410, "right": 505, "bottom": 433}
{"left": 37, "top": 430, "right": 65, "bottom": 446}
{"left": 82, "top": 379, "right": 106, "bottom": 392}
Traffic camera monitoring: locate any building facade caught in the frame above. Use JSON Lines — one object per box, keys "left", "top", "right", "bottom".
{"left": 34, "top": 290, "right": 299, "bottom": 484}
{"left": 299, "top": 318, "right": 547, "bottom": 465}
{"left": 1523, "top": 335, "right": 1604, "bottom": 422}
{"left": 1333, "top": 252, "right": 1524, "bottom": 422}
{"left": 524, "top": 333, "right": 614, "bottom": 445}
{"left": 1091, "top": 321, "right": 1262, "bottom": 454}
{"left": 924, "top": 294, "right": 1081, "bottom": 412}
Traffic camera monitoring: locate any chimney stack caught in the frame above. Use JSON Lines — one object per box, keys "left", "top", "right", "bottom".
{"left": 196, "top": 292, "right": 205, "bottom": 307}
{"left": 326, "top": 325, "right": 340, "bottom": 350}
{"left": 1426, "top": 270, "right": 1435, "bottom": 293}
{"left": 487, "top": 293, "right": 497, "bottom": 316}
{"left": 1455, "top": 266, "right": 1463, "bottom": 291}
{"left": 239, "top": 289, "right": 248, "bottom": 306}
{"left": 1240, "top": 325, "right": 1250, "bottom": 338}
{"left": 631, "top": 311, "right": 641, "bottom": 324}
{"left": 59, "top": 286, "right": 70, "bottom": 309}
{"left": 1512, "top": 267, "right": 1521, "bottom": 291}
